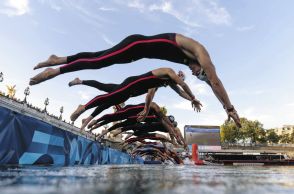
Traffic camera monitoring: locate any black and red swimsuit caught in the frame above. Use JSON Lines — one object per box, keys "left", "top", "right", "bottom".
{"left": 60, "top": 33, "right": 190, "bottom": 74}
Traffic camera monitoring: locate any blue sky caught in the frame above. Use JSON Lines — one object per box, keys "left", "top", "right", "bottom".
{"left": 0, "top": 0, "right": 294, "bottom": 132}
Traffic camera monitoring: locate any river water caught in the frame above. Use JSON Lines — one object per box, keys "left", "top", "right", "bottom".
{"left": 1, "top": 165, "right": 294, "bottom": 194}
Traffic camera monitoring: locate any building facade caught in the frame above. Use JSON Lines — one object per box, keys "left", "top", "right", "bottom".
{"left": 274, "top": 125, "right": 294, "bottom": 136}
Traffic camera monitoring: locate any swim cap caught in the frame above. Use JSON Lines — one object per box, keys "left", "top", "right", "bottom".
{"left": 168, "top": 115, "right": 175, "bottom": 123}
{"left": 178, "top": 70, "right": 186, "bottom": 81}
{"left": 173, "top": 121, "right": 178, "bottom": 127}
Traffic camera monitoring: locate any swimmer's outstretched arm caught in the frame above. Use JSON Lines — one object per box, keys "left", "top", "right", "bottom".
{"left": 167, "top": 69, "right": 202, "bottom": 112}
{"left": 148, "top": 102, "right": 179, "bottom": 143}
{"left": 137, "top": 88, "right": 157, "bottom": 122}
{"left": 153, "top": 68, "right": 202, "bottom": 111}
{"left": 176, "top": 34, "right": 241, "bottom": 127}
{"left": 147, "top": 102, "right": 183, "bottom": 145}
{"left": 169, "top": 84, "right": 192, "bottom": 101}
{"left": 174, "top": 127, "right": 187, "bottom": 148}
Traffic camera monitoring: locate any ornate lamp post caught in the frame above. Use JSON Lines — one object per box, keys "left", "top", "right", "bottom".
{"left": 59, "top": 106, "right": 64, "bottom": 120}
{"left": 43, "top": 98, "right": 49, "bottom": 113}
{"left": 0, "top": 72, "right": 3, "bottom": 95}
{"left": 0, "top": 72, "right": 3, "bottom": 82}
{"left": 23, "top": 87, "right": 30, "bottom": 103}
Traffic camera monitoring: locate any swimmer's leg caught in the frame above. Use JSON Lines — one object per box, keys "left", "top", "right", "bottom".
{"left": 70, "top": 104, "right": 86, "bottom": 121}
{"left": 34, "top": 55, "right": 67, "bottom": 70}
{"left": 69, "top": 79, "right": 118, "bottom": 93}
{"left": 34, "top": 50, "right": 107, "bottom": 70}
{"left": 29, "top": 68, "right": 60, "bottom": 85}
{"left": 68, "top": 78, "right": 83, "bottom": 87}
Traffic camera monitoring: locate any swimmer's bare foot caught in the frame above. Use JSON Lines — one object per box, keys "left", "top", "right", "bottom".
{"left": 34, "top": 55, "right": 63, "bottom": 70}
{"left": 82, "top": 118, "right": 87, "bottom": 124}
{"left": 88, "top": 120, "right": 98, "bottom": 129}
{"left": 70, "top": 105, "right": 86, "bottom": 121}
{"left": 90, "top": 123, "right": 101, "bottom": 131}
{"left": 69, "top": 78, "right": 82, "bottom": 87}
{"left": 81, "top": 116, "right": 94, "bottom": 130}
{"left": 29, "top": 68, "right": 60, "bottom": 85}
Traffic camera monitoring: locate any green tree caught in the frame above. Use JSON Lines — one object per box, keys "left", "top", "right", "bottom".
{"left": 266, "top": 129, "right": 279, "bottom": 144}
{"left": 221, "top": 117, "right": 266, "bottom": 145}
{"left": 290, "top": 130, "right": 294, "bottom": 144}
{"left": 220, "top": 120, "right": 239, "bottom": 144}
{"left": 247, "top": 120, "right": 265, "bottom": 145}
{"left": 257, "top": 129, "right": 267, "bottom": 144}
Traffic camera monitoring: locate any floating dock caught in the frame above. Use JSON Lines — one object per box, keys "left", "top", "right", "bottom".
{"left": 201, "top": 150, "right": 294, "bottom": 166}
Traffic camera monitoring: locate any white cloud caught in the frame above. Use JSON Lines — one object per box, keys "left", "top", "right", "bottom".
{"left": 236, "top": 25, "right": 255, "bottom": 32}
{"left": 77, "top": 90, "right": 92, "bottom": 101}
{"left": 0, "top": 0, "right": 30, "bottom": 16}
{"left": 34, "top": 0, "right": 231, "bottom": 34}
{"left": 229, "top": 89, "right": 266, "bottom": 96}
{"left": 202, "top": 0, "right": 231, "bottom": 25}
{"left": 127, "top": 0, "right": 145, "bottom": 12}
{"left": 192, "top": 83, "right": 208, "bottom": 95}
{"left": 148, "top": 1, "right": 201, "bottom": 27}
{"left": 173, "top": 99, "right": 207, "bottom": 111}
{"left": 124, "top": 0, "right": 232, "bottom": 27}
{"left": 183, "top": 68, "right": 210, "bottom": 96}
{"left": 239, "top": 106, "right": 273, "bottom": 127}
{"left": 40, "top": 0, "right": 112, "bottom": 29}
{"left": 102, "top": 34, "right": 115, "bottom": 46}
{"left": 173, "top": 100, "right": 193, "bottom": 111}
{"left": 98, "top": 6, "right": 117, "bottom": 12}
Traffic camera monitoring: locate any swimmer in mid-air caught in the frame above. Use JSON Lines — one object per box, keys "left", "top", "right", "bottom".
{"left": 119, "top": 121, "right": 184, "bottom": 145}
{"left": 87, "top": 102, "right": 184, "bottom": 145}
{"left": 95, "top": 114, "right": 186, "bottom": 147}
{"left": 30, "top": 33, "right": 241, "bottom": 127}
{"left": 69, "top": 68, "right": 202, "bottom": 129}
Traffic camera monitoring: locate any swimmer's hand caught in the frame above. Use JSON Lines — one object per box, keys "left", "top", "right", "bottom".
{"left": 191, "top": 99, "right": 202, "bottom": 112}
{"left": 226, "top": 106, "right": 242, "bottom": 128}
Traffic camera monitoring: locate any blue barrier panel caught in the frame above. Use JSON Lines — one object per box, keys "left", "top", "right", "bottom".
{"left": 0, "top": 106, "right": 143, "bottom": 165}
